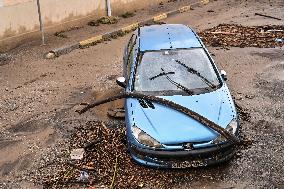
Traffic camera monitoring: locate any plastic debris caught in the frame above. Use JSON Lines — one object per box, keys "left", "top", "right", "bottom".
{"left": 78, "top": 171, "right": 89, "bottom": 181}
{"left": 267, "top": 29, "right": 283, "bottom": 32}
{"left": 70, "top": 148, "right": 85, "bottom": 160}
{"left": 45, "top": 52, "right": 55, "bottom": 59}
{"left": 275, "top": 38, "right": 283, "bottom": 43}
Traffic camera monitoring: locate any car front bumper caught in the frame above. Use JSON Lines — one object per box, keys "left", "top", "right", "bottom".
{"left": 129, "top": 142, "right": 235, "bottom": 168}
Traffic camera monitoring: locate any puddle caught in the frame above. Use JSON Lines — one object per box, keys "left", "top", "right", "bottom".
{"left": 0, "top": 139, "right": 22, "bottom": 150}
{"left": 251, "top": 49, "right": 284, "bottom": 61}
{"left": 0, "top": 159, "right": 20, "bottom": 176}
{"left": 81, "top": 88, "right": 124, "bottom": 120}
{"left": 8, "top": 119, "right": 47, "bottom": 133}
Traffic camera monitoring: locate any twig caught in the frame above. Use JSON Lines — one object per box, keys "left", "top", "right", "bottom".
{"left": 101, "top": 121, "right": 110, "bottom": 133}
{"left": 255, "top": 13, "right": 282, "bottom": 21}
{"left": 66, "top": 162, "right": 95, "bottom": 172}
{"left": 210, "top": 31, "right": 235, "bottom": 35}
{"left": 80, "top": 102, "right": 89, "bottom": 105}
{"left": 76, "top": 92, "right": 240, "bottom": 144}
{"left": 84, "top": 138, "right": 102, "bottom": 150}
{"left": 110, "top": 156, "right": 118, "bottom": 189}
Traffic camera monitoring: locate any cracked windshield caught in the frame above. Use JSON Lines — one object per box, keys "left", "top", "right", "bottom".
{"left": 134, "top": 48, "right": 220, "bottom": 93}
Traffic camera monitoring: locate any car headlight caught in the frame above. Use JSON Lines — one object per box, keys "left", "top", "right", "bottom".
{"left": 213, "top": 118, "right": 238, "bottom": 144}
{"left": 131, "top": 125, "right": 163, "bottom": 148}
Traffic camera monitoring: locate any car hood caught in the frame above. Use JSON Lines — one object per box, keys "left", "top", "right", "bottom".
{"left": 126, "top": 85, "right": 237, "bottom": 145}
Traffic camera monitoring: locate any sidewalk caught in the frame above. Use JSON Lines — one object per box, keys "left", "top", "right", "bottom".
{"left": 45, "top": 0, "right": 209, "bottom": 58}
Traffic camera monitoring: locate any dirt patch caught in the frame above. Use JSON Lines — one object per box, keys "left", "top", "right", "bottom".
{"left": 18, "top": 154, "right": 34, "bottom": 171}
{"left": 255, "top": 79, "right": 284, "bottom": 101}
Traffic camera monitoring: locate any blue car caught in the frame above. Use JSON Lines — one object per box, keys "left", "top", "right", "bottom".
{"left": 116, "top": 24, "right": 239, "bottom": 168}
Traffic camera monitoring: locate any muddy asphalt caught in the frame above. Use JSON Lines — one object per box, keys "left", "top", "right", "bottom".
{"left": 0, "top": 0, "right": 283, "bottom": 188}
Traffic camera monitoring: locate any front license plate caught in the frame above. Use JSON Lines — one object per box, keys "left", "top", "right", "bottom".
{"left": 172, "top": 160, "right": 205, "bottom": 168}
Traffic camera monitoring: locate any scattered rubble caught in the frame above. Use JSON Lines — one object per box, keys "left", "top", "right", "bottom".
{"left": 199, "top": 24, "right": 284, "bottom": 48}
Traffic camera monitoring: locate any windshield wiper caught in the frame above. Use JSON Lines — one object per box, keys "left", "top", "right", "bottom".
{"left": 149, "top": 71, "right": 175, "bottom": 80}
{"left": 175, "top": 60, "right": 217, "bottom": 89}
{"left": 161, "top": 68, "right": 194, "bottom": 95}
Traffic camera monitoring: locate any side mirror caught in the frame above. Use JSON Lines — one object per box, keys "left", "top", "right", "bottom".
{"left": 220, "top": 70, "right": 227, "bottom": 81}
{"left": 116, "top": 77, "right": 126, "bottom": 88}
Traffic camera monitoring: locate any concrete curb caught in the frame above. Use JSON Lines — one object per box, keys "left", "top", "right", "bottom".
{"left": 46, "top": 0, "right": 210, "bottom": 59}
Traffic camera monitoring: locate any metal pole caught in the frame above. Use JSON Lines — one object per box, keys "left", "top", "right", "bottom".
{"left": 36, "top": 0, "right": 45, "bottom": 45}
{"left": 106, "top": 0, "right": 112, "bottom": 17}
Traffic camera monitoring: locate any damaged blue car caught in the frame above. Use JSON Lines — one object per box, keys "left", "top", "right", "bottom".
{"left": 116, "top": 24, "right": 240, "bottom": 168}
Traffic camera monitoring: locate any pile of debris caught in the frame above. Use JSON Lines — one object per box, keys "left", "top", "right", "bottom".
{"left": 120, "top": 11, "right": 135, "bottom": 18}
{"left": 37, "top": 121, "right": 211, "bottom": 188}
{"left": 35, "top": 94, "right": 252, "bottom": 188}
{"left": 88, "top": 16, "right": 119, "bottom": 26}
{"left": 198, "top": 24, "right": 284, "bottom": 48}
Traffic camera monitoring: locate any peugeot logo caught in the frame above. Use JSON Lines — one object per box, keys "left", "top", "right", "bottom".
{"left": 183, "top": 143, "right": 194, "bottom": 150}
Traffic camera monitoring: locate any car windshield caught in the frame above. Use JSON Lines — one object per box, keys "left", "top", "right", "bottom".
{"left": 134, "top": 48, "right": 221, "bottom": 94}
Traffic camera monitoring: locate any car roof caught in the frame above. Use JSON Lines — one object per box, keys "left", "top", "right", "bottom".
{"left": 139, "top": 24, "right": 202, "bottom": 51}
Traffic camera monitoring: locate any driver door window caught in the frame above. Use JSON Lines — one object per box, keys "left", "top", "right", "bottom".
{"left": 124, "top": 34, "right": 137, "bottom": 80}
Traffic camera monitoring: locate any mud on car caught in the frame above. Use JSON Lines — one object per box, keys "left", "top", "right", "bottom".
{"left": 116, "top": 24, "right": 240, "bottom": 168}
